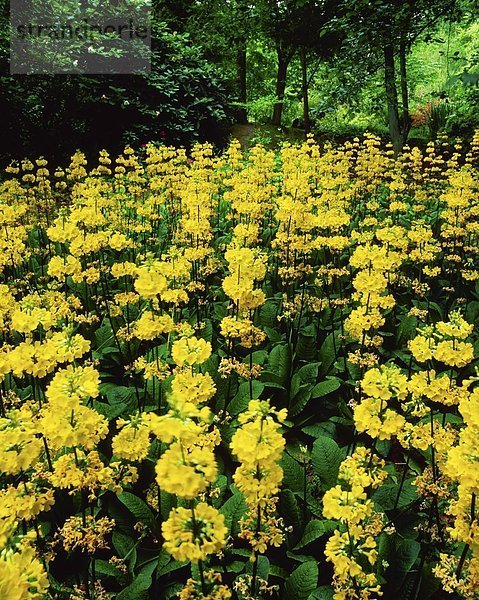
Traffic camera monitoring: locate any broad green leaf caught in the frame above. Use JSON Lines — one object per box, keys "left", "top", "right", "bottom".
{"left": 308, "top": 586, "right": 335, "bottom": 600}
{"left": 100, "top": 384, "right": 137, "bottom": 409}
{"left": 318, "top": 334, "right": 337, "bottom": 376}
{"left": 297, "top": 362, "right": 320, "bottom": 383}
{"left": 302, "top": 423, "right": 336, "bottom": 438}
{"left": 311, "top": 436, "right": 343, "bottom": 490}
{"left": 118, "top": 492, "right": 159, "bottom": 535}
{"left": 116, "top": 562, "right": 157, "bottom": 600}
{"left": 92, "top": 400, "right": 127, "bottom": 420}
{"left": 311, "top": 378, "right": 340, "bottom": 399}
{"left": 270, "top": 564, "right": 288, "bottom": 579}
{"left": 258, "top": 301, "right": 279, "bottom": 328}
{"left": 280, "top": 489, "right": 302, "bottom": 539}
{"left": 296, "top": 327, "right": 317, "bottom": 362}
{"left": 268, "top": 343, "right": 292, "bottom": 387}
{"left": 379, "top": 534, "right": 421, "bottom": 594}
{"left": 112, "top": 531, "right": 135, "bottom": 559}
{"left": 289, "top": 385, "right": 313, "bottom": 417}
{"left": 290, "top": 373, "right": 302, "bottom": 399}
{"left": 159, "top": 490, "right": 177, "bottom": 521}
{"left": 228, "top": 381, "right": 264, "bottom": 416}
{"left": 372, "top": 480, "right": 418, "bottom": 510}
{"left": 94, "top": 559, "right": 123, "bottom": 580}
{"left": 284, "top": 561, "right": 318, "bottom": 600}
{"left": 280, "top": 451, "right": 304, "bottom": 494}
{"left": 220, "top": 490, "right": 248, "bottom": 535}
{"left": 246, "top": 555, "right": 270, "bottom": 581}
{"left": 294, "top": 520, "right": 337, "bottom": 550}
{"left": 198, "top": 318, "right": 213, "bottom": 342}
{"left": 396, "top": 314, "right": 418, "bottom": 345}
{"left": 157, "top": 557, "right": 186, "bottom": 578}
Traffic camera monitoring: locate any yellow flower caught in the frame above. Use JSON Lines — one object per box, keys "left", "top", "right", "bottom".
{"left": 0, "top": 543, "right": 49, "bottom": 599}
{"left": 155, "top": 441, "right": 217, "bottom": 500}
{"left": 323, "top": 485, "right": 372, "bottom": 523}
{"left": 354, "top": 397, "right": 406, "bottom": 440}
{"left": 162, "top": 503, "right": 227, "bottom": 563}
{"left": 434, "top": 340, "right": 474, "bottom": 368}
{"left": 134, "top": 311, "right": 175, "bottom": 341}
{"left": 112, "top": 417, "right": 151, "bottom": 462}
{"left": 45, "top": 364, "right": 100, "bottom": 409}
{"left": 0, "top": 405, "right": 42, "bottom": 475}
{"left": 171, "top": 336, "right": 211, "bottom": 367}
{"left": 408, "top": 335, "right": 434, "bottom": 362}
{"left": 134, "top": 268, "right": 168, "bottom": 299}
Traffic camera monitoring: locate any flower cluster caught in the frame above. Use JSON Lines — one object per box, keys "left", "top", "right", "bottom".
{"left": 231, "top": 400, "right": 286, "bottom": 559}
{"left": 323, "top": 447, "right": 387, "bottom": 599}
{"left": 1, "top": 134, "right": 479, "bottom": 599}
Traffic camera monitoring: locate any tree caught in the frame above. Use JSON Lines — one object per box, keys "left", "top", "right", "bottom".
{"left": 255, "top": 0, "right": 298, "bottom": 126}
{"left": 338, "top": 0, "right": 458, "bottom": 151}
{"left": 0, "top": 20, "right": 232, "bottom": 164}
{"left": 291, "top": 0, "right": 342, "bottom": 133}
{"left": 156, "top": 0, "right": 255, "bottom": 124}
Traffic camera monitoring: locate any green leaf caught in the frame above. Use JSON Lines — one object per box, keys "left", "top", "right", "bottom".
{"left": 270, "top": 564, "right": 289, "bottom": 580}
{"left": 297, "top": 362, "right": 320, "bottom": 383}
{"left": 116, "top": 562, "right": 157, "bottom": 600}
{"left": 94, "top": 559, "right": 123, "bottom": 580}
{"left": 250, "top": 350, "right": 269, "bottom": 365}
{"left": 112, "top": 531, "right": 135, "bottom": 559}
{"left": 280, "top": 451, "right": 304, "bottom": 494}
{"left": 198, "top": 318, "right": 213, "bottom": 342}
{"left": 159, "top": 490, "right": 177, "bottom": 521}
{"left": 157, "top": 557, "right": 186, "bottom": 577}
{"left": 220, "top": 490, "right": 248, "bottom": 535}
{"left": 311, "top": 378, "right": 340, "bottom": 399}
{"left": 100, "top": 384, "right": 137, "bottom": 408}
{"left": 211, "top": 474, "right": 228, "bottom": 508}
{"left": 397, "top": 314, "right": 418, "bottom": 345}
{"left": 280, "top": 489, "right": 302, "bottom": 538}
{"left": 290, "top": 373, "right": 302, "bottom": 399}
{"left": 258, "top": 301, "right": 279, "bottom": 329}
{"left": 294, "top": 520, "right": 337, "bottom": 550}
{"left": 296, "top": 327, "right": 317, "bottom": 362}
{"left": 117, "top": 492, "right": 159, "bottom": 535}
{"left": 379, "top": 534, "right": 421, "bottom": 593}
{"left": 268, "top": 343, "right": 292, "bottom": 387}
{"left": 213, "top": 301, "right": 228, "bottom": 321}
{"left": 311, "top": 436, "right": 343, "bottom": 490}
{"left": 94, "top": 321, "right": 115, "bottom": 352}
{"left": 289, "top": 385, "right": 313, "bottom": 417}
{"left": 416, "top": 562, "right": 441, "bottom": 599}
{"left": 394, "top": 539, "right": 421, "bottom": 577}
{"left": 247, "top": 555, "right": 270, "bottom": 581}
{"left": 318, "top": 334, "right": 337, "bottom": 376}
{"left": 308, "top": 586, "right": 334, "bottom": 600}
{"left": 372, "top": 480, "right": 417, "bottom": 510}
{"left": 302, "top": 423, "right": 336, "bottom": 438}
{"left": 284, "top": 561, "right": 318, "bottom": 600}
{"left": 466, "top": 301, "right": 479, "bottom": 324}
{"left": 92, "top": 400, "right": 127, "bottom": 420}
{"left": 263, "top": 326, "right": 283, "bottom": 343}
{"left": 228, "top": 381, "right": 264, "bottom": 416}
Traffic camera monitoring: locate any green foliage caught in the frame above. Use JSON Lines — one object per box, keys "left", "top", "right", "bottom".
{"left": 284, "top": 561, "right": 319, "bottom": 599}
{"left": 311, "top": 436, "right": 343, "bottom": 490}
{"left": 0, "top": 21, "right": 232, "bottom": 164}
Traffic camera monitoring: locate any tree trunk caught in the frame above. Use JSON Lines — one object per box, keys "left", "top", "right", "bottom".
{"left": 384, "top": 43, "right": 402, "bottom": 153}
{"left": 272, "top": 47, "right": 290, "bottom": 127}
{"left": 300, "top": 46, "right": 310, "bottom": 134}
{"left": 236, "top": 44, "right": 248, "bottom": 124}
{"left": 399, "top": 40, "right": 411, "bottom": 144}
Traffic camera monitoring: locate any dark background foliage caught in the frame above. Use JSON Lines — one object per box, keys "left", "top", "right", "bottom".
{"left": 2, "top": 0, "right": 479, "bottom": 165}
